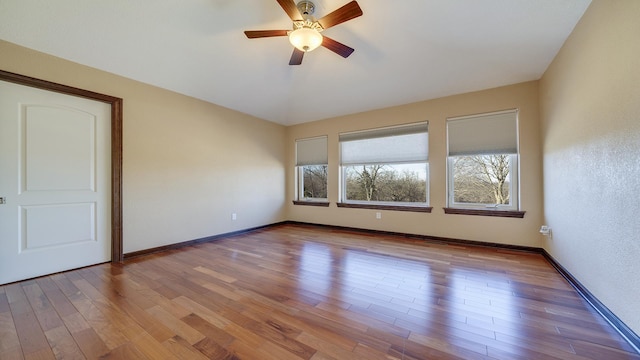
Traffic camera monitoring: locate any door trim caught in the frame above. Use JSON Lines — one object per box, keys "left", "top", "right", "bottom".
{"left": 0, "top": 70, "right": 124, "bottom": 262}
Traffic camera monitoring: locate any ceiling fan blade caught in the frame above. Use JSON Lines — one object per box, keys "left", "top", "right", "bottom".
{"left": 321, "top": 36, "right": 355, "bottom": 58}
{"left": 289, "top": 48, "right": 304, "bottom": 65}
{"left": 244, "top": 30, "right": 289, "bottom": 39}
{"left": 317, "top": 1, "right": 363, "bottom": 29}
{"left": 277, "top": 0, "right": 303, "bottom": 21}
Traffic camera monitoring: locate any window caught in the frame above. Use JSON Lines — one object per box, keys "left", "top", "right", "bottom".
{"left": 446, "top": 110, "right": 520, "bottom": 212}
{"left": 295, "top": 136, "right": 328, "bottom": 204}
{"left": 339, "top": 122, "right": 429, "bottom": 210}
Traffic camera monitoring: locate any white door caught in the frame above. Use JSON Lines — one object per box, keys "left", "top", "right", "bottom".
{"left": 0, "top": 80, "right": 111, "bottom": 285}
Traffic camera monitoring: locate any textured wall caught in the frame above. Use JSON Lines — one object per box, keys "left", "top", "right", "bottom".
{"left": 540, "top": 0, "right": 640, "bottom": 334}
{"left": 0, "top": 40, "right": 287, "bottom": 253}
{"left": 286, "top": 81, "right": 544, "bottom": 247}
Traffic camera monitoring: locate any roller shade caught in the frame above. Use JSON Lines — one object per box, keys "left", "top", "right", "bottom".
{"left": 447, "top": 110, "right": 518, "bottom": 156}
{"left": 296, "top": 136, "right": 328, "bottom": 166}
{"left": 340, "top": 122, "right": 428, "bottom": 165}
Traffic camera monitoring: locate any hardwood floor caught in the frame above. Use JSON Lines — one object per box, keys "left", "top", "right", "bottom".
{"left": 1, "top": 223, "right": 638, "bottom": 359}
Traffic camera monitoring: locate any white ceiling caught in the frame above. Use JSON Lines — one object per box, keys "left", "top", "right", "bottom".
{"left": 0, "top": 0, "right": 591, "bottom": 125}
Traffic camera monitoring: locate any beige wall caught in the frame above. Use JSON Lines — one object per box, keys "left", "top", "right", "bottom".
{"left": 286, "top": 81, "right": 543, "bottom": 247}
{"left": 540, "top": 0, "right": 640, "bottom": 334}
{"left": 0, "top": 40, "right": 287, "bottom": 253}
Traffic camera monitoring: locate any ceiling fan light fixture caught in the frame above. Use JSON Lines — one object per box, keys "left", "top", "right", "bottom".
{"left": 289, "top": 27, "right": 323, "bottom": 52}
{"left": 243, "top": 0, "right": 362, "bottom": 65}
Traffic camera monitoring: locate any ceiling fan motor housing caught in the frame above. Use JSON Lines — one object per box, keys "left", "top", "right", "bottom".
{"left": 297, "top": 1, "right": 316, "bottom": 17}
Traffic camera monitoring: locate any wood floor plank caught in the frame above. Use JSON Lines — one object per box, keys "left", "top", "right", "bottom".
{"left": 61, "top": 312, "right": 90, "bottom": 334}
{"left": 0, "top": 290, "right": 11, "bottom": 313}
{"left": 296, "top": 331, "right": 363, "bottom": 360}
{"left": 112, "top": 297, "right": 175, "bottom": 343}
{"left": 225, "top": 338, "right": 279, "bottom": 359}
{"left": 270, "top": 307, "right": 362, "bottom": 351}
{"left": 72, "top": 327, "right": 110, "bottom": 359}
{"left": 21, "top": 282, "right": 63, "bottom": 332}
{"left": 2, "top": 224, "right": 638, "bottom": 360}
{"left": 43, "top": 325, "right": 85, "bottom": 360}
{"left": 145, "top": 305, "right": 205, "bottom": 345}
{"left": 99, "top": 342, "right": 149, "bottom": 360}
{"left": 352, "top": 342, "right": 399, "bottom": 360}
{"left": 10, "top": 304, "right": 53, "bottom": 358}
{"left": 408, "top": 332, "right": 489, "bottom": 359}
{"left": 5, "top": 283, "right": 32, "bottom": 317}
{"left": 192, "top": 336, "right": 239, "bottom": 359}
{"left": 129, "top": 331, "right": 174, "bottom": 360}
{"left": 557, "top": 325, "right": 640, "bottom": 353}
{"left": 40, "top": 287, "right": 77, "bottom": 319}
{"left": 162, "top": 335, "right": 210, "bottom": 360}
{"left": 0, "top": 311, "right": 23, "bottom": 358}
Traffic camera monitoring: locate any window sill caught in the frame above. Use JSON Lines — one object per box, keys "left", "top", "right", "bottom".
{"left": 337, "top": 203, "right": 432, "bottom": 213}
{"left": 443, "top": 207, "right": 525, "bottom": 218}
{"left": 293, "top": 201, "right": 330, "bottom": 207}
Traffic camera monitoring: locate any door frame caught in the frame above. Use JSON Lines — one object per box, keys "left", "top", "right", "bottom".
{"left": 0, "top": 69, "right": 124, "bottom": 262}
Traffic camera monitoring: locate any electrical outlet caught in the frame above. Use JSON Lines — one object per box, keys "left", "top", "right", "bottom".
{"left": 376, "top": 212, "right": 381, "bottom": 219}
{"left": 539, "top": 225, "right": 550, "bottom": 235}
{"left": 232, "top": 213, "right": 237, "bottom": 221}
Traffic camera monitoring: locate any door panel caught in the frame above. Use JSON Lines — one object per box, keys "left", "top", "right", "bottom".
{"left": 0, "top": 80, "right": 111, "bottom": 284}
{"left": 23, "top": 105, "right": 96, "bottom": 191}
{"left": 22, "top": 202, "right": 96, "bottom": 251}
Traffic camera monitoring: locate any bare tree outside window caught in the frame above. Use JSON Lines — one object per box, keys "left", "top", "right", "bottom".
{"left": 301, "top": 165, "right": 327, "bottom": 199}
{"left": 452, "top": 155, "right": 511, "bottom": 205}
{"left": 345, "top": 164, "right": 427, "bottom": 203}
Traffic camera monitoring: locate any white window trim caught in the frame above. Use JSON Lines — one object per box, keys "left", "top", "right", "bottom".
{"left": 445, "top": 109, "right": 520, "bottom": 212}
{"left": 295, "top": 136, "right": 328, "bottom": 202}
{"left": 446, "top": 154, "right": 519, "bottom": 211}
{"left": 296, "top": 165, "right": 328, "bottom": 202}
{"left": 338, "top": 122, "right": 429, "bottom": 207}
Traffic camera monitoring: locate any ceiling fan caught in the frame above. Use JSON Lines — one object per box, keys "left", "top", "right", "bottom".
{"left": 244, "top": 0, "right": 363, "bottom": 65}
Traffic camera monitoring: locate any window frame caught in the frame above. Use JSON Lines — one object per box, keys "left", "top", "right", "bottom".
{"left": 338, "top": 122, "right": 431, "bottom": 211}
{"left": 445, "top": 109, "right": 524, "bottom": 217}
{"left": 294, "top": 136, "right": 329, "bottom": 205}
{"left": 296, "top": 164, "right": 329, "bottom": 203}
{"left": 446, "top": 154, "right": 519, "bottom": 211}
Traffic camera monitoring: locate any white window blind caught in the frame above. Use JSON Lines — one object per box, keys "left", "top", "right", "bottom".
{"left": 447, "top": 110, "right": 518, "bottom": 156}
{"left": 296, "top": 136, "right": 328, "bottom": 166}
{"left": 340, "top": 122, "right": 428, "bottom": 165}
